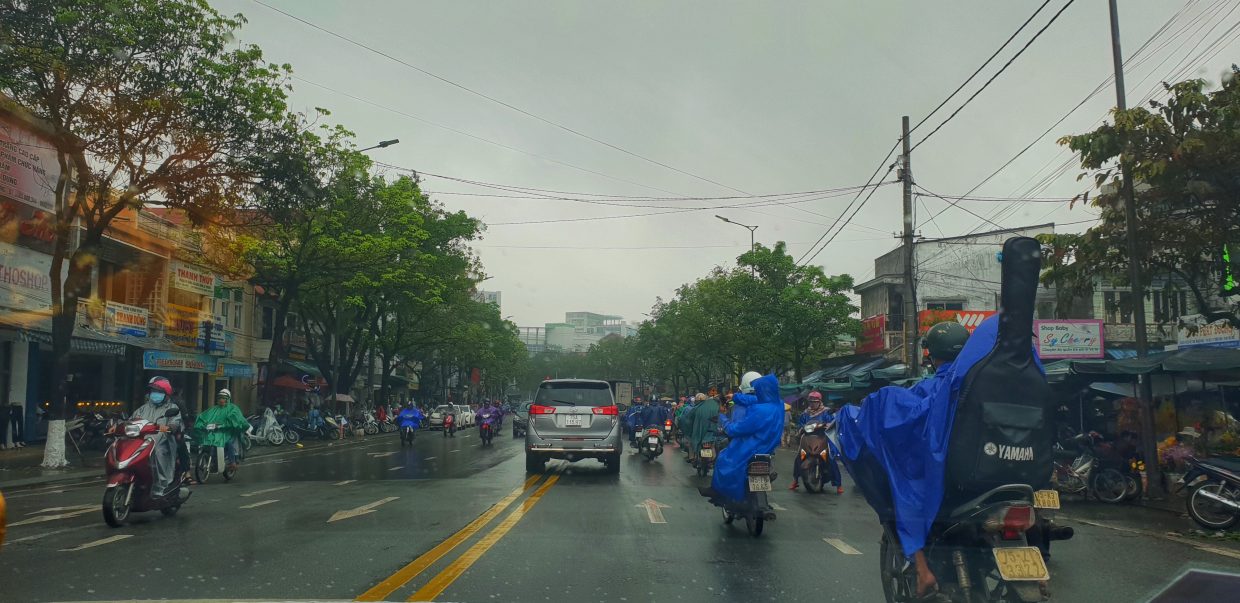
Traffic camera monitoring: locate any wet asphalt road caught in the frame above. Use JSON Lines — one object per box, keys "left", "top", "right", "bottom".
{"left": 2, "top": 427, "right": 1239, "bottom": 602}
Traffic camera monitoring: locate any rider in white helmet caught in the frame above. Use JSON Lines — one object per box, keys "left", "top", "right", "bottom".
{"left": 739, "top": 371, "right": 762, "bottom": 394}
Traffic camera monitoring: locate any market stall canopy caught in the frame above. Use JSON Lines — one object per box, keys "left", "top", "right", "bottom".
{"left": 284, "top": 359, "right": 322, "bottom": 377}
{"left": 1070, "top": 347, "right": 1240, "bottom": 376}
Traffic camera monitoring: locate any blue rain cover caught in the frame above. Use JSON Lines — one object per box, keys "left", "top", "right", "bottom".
{"left": 836, "top": 315, "right": 1002, "bottom": 557}
{"left": 711, "top": 374, "right": 784, "bottom": 502}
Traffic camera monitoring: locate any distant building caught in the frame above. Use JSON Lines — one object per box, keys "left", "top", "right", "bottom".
{"left": 473, "top": 290, "right": 502, "bottom": 311}
{"left": 518, "top": 311, "right": 637, "bottom": 354}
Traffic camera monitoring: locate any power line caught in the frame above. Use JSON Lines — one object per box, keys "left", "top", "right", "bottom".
{"left": 252, "top": 0, "right": 751, "bottom": 196}
{"left": 910, "top": 0, "right": 1079, "bottom": 154}
{"left": 795, "top": 139, "right": 901, "bottom": 265}
{"left": 909, "top": 0, "right": 1054, "bottom": 134}
{"left": 799, "top": 161, "right": 898, "bottom": 266}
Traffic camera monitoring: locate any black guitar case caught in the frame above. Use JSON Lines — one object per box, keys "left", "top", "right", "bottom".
{"left": 945, "top": 236, "right": 1053, "bottom": 501}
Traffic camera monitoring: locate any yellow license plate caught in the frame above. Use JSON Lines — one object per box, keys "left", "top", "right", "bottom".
{"left": 992, "top": 547, "right": 1050, "bottom": 582}
{"left": 1033, "top": 489, "right": 1060, "bottom": 509}
{"left": 700, "top": 448, "right": 714, "bottom": 458}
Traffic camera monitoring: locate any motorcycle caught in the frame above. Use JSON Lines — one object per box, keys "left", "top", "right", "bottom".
{"left": 246, "top": 409, "right": 285, "bottom": 446}
{"left": 695, "top": 439, "right": 717, "bottom": 477}
{"left": 719, "top": 449, "right": 777, "bottom": 537}
{"left": 443, "top": 414, "right": 456, "bottom": 438}
{"left": 663, "top": 418, "right": 673, "bottom": 441}
{"left": 1177, "top": 455, "right": 1240, "bottom": 531}
{"left": 878, "top": 484, "right": 1048, "bottom": 603}
{"left": 1050, "top": 431, "right": 1136, "bottom": 504}
{"left": 399, "top": 422, "right": 417, "bottom": 446}
{"left": 479, "top": 419, "right": 494, "bottom": 446}
{"left": 101, "top": 407, "right": 191, "bottom": 527}
{"left": 641, "top": 427, "right": 664, "bottom": 461}
{"left": 359, "top": 411, "right": 380, "bottom": 436}
{"left": 796, "top": 421, "right": 835, "bottom": 493}
{"left": 192, "top": 423, "right": 238, "bottom": 484}
{"left": 379, "top": 414, "right": 396, "bottom": 433}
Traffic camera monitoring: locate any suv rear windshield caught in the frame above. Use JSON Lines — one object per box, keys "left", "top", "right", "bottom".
{"left": 535, "top": 382, "right": 613, "bottom": 407}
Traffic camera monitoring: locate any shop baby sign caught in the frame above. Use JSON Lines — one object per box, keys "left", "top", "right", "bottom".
{"left": 1034, "top": 319, "right": 1105, "bottom": 359}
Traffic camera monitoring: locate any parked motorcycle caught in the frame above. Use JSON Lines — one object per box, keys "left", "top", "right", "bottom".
{"left": 1051, "top": 431, "right": 1135, "bottom": 504}
{"left": 720, "top": 451, "right": 777, "bottom": 537}
{"left": 359, "top": 411, "right": 380, "bottom": 436}
{"left": 289, "top": 416, "right": 329, "bottom": 440}
{"left": 641, "top": 427, "right": 664, "bottom": 461}
{"left": 101, "top": 407, "right": 190, "bottom": 527}
{"left": 246, "top": 409, "right": 285, "bottom": 446}
{"left": 796, "top": 421, "right": 834, "bottom": 492}
{"left": 878, "top": 484, "right": 1048, "bottom": 603}
{"left": 192, "top": 424, "right": 237, "bottom": 484}
{"left": 379, "top": 414, "right": 396, "bottom": 433}
{"left": 323, "top": 415, "right": 344, "bottom": 440}
{"left": 1178, "top": 455, "right": 1240, "bottom": 530}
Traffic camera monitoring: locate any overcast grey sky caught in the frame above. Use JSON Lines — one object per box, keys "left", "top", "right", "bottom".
{"left": 210, "top": 0, "right": 1240, "bottom": 327}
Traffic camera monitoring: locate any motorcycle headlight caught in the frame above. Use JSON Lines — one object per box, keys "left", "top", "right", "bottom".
{"left": 124, "top": 423, "right": 142, "bottom": 438}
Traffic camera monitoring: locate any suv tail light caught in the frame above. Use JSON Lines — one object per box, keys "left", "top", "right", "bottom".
{"left": 591, "top": 406, "right": 618, "bottom": 416}
{"left": 529, "top": 405, "right": 556, "bottom": 415}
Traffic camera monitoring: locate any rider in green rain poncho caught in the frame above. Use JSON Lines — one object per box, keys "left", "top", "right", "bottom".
{"left": 194, "top": 389, "right": 250, "bottom": 470}
{"left": 686, "top": 393, "right": 721, "bottom": 458}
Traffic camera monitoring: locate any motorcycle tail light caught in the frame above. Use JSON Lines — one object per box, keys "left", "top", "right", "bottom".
{"left": 529, "top": 405, "right": 556, "bottom": 415}
{"left": 747, "top": 461, "right": 771, "bottom": 475}
{"left": 799, "top": 450, "right": 806, "bottom": 461}
{"left": 988, "top": 504, "right": 1036, "bottom": 540}
{"left": 592, "top": 406, "right": 618, "bottom": 416}
{"left": 665, "top": 420, "right": 672, "bottom": 428}
{"left": 820, "top": 450, "right": 828, "bottom": 460}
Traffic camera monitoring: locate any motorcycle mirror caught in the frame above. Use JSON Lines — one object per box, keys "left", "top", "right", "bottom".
{"left": 164, "top": 406, "right": 181, "bottom": 418}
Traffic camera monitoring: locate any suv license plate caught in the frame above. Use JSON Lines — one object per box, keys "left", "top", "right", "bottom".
{"left": 700, "top": 448, "right": 714, "bottom": 458}
{"left": 563, "top": 415, "right": 584, "bottom": 427}
{"left": 748, "top": 475, "right": 772, "bottom": 492}
{"left": 992, "top": 547, "right": 1050, "bottom": 581}
{"left": 1033, "top": 489, "right": 1060, "bottom": 509}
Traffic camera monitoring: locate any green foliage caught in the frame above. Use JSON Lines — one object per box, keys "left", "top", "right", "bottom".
{"left": 1045, "top": 69, "right": 1240, "bottom": 325}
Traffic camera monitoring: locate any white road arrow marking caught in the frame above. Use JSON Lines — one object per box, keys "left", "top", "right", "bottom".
{"left": 824, "top": 537, "right": 862, "bottom": 555}
{"left": 388, "top": 466, "right": 404, "bottom": 471}
{"left": 333, "top": 480, "right": 356, "bottom": 486}
{"left": 328, "top": 496, "right": 400, "bottom": 523}
{"left": 8, "top": 524, "right": 95, "bottom": 543}
{"left": 9, "top": 507, "right": 97, "bottom": 527}
{"left": 635, "top": 498, "right": 671, "bottom": 524}
{"left": 60, "top": 534, "right": 133, "bottom": 552}
{"left": 241, "top": 486, "right": 289, "bottom": 497}
{"left": 240, "top": 499, "right": 280, "bottom": 509}
{"left": 27, "top": 504, "right": 95, "bottom": 515}
{"left": 770, "top": 503, "right": 788, "bottom": 511}
{"left": 369, "top": 451, "right": 397, "bottom": 458}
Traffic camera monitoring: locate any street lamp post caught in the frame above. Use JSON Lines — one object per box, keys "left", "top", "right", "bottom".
{"left": 358, "top": 139, "right": 400, "bottom": 152}
{"left": 716, "top": 215, "right": 758, "bottom": 275}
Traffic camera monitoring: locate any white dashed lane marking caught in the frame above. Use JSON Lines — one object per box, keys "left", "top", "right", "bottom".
{"left": 240, "top": 486, "right": 289, "bottom": 497}
{"left": 240, "top": 499, "right": 280, "bottom": 509}
{"left": 824, "top": 537, "right": 863, "bottom": 555}
{"left": 60, "top": 534, "right": 133, "bottom": 552}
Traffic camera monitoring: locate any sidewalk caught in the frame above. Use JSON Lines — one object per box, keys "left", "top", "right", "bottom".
{"left": 0, "top": 431, "right": 393, "bottom": 490}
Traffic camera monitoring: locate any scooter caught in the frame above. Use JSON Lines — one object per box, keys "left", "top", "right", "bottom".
{"left": 479, "top": 419, "right": 494, "bottom": 446}
{"left": 442, "top": 414, "right": 456, "bottom": 438}
{"left": 192, "top": 424, "right": 238, "bottom": 484}
{"left": 1178, "top": 455, "right": 1240, "bottom": 531}
{"left": 641, "top": 427, "right": 664, "bottom": 461}
{"left": 696, "top": 439, "right": 717, "bottom": 477}
{"left": 400, "top": 423, "right": 417, "bottom": 446}
{"left": 720, "top": 450, "right": 777, "bottom": 537}
{"left": 101, "top": 407, "right": 191, "bottom": 527}
{"left": 796, "top": 422, "right": 835, "bottom": 493}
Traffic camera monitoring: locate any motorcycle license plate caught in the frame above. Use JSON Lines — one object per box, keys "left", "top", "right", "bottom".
{"left": 564, "top": 415, "right": 585, "bottom": 427}
{"left": 992, "top": 547, "right": 1050, "bottom": 582}
{"left": 1033, "top": 489, "right": 1060, "bottom": 509}
{"left": 700, "top": 448, "right": 714, "bottom": 458}
{"left": 648, "top": 437, "right": 659, "bottom": 445}
{"left": 748, "top": 475, "right": 772, "bottom": 492}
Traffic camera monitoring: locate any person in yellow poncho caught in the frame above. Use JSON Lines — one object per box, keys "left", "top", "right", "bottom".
{"left": 194, "top": 389, "right": 250, "bottom": 472}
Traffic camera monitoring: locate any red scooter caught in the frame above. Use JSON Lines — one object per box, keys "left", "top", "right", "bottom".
{"left": 443, "top": 413, "right": 456, "bottom": 438}
{"left": 479, "top": 420, "right": 494, "bottom": 446}
{"left": 102, "top": 406, "right": 190, "bottom": 527}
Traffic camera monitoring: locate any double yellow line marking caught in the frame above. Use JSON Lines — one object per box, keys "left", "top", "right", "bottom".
{"left": 356, "top": 473, "right": 558, "bottom": 602}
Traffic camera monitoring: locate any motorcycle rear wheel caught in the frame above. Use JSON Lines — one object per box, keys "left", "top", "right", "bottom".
{"left": 697, "top": 462, "right": 708, "bottom": 477}
{"left": 1187, "top": 482, "right": 1240, "bottom": 530}
{"left": 160, "top": 504, "right": 180, "bottom": 517}
{"left": 194, "top": 449, "right": 211, "bottom": 484}
{"left": 284, "top": 428, "right": 301, "bottom": 445}
{"left": 223, "top": 463, "right": 236, "bottom": 481}
{"left": 879, "top": 530, "right": 913, "bottom": 603}
{"left": 329, "top": 428, "right": 341, "bottom": 440}
{"left": 365, "top": 423, "right": 379, "bottom": 436}
{"left": 744, "top": 514, "right": 764, "bottom": 537}
{"left": 102, "top": 485, "right": 131, "bottom": 528}
{"left": 1092, "top": 468, "right": 1129, "bottom": 503}
{"left": 266, "top": 429, "right": 285, "bottom": 446}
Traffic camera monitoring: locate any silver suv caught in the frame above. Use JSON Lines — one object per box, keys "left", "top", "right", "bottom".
{"left": 525, "top": 379, "right": 621, "bottom": 474}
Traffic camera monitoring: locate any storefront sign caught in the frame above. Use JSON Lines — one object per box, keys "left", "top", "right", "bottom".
{"left": 1035, "top": 319, "right": 1104, "bottom": 359}
{"left": 0, "top": 116, "right": 60, "bottom": 212}
{"left": 168, "top": 260, "right": 215, "bottom": 296}
{"left": 105, "top": 301, "right": 149, "bottom": 337}
{"left": 856, "top": 314, "right": 887, "bottom": 354}
{"left": 142, "top": 350, "right": 217, "bottom": 373}
{"left": 0, "top": 240, "right": 52, "bottom": 315}
{"left": 18, "top": 329, "right": 127, "bottom": 356}
{"left": 165, "top": 303, "right": 202, "bottom": 348}
{"left": 1177, "top": 314, "right": 1240, "bottom": 349}
{"left": 217, "top": 361, "right": 254, "bottom": 378}
{"left": 917, "top": 309, "right": 996, "bottom": 335}
{"left": 0, "top": 198, "right": 56, "bottom": 255}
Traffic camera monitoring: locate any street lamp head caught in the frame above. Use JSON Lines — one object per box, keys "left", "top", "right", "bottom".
{"left": 377, "top": 139, "right": 400, "bottom": 148}
{"left": 715, "top": 215, "right": 731, "bottom": 224}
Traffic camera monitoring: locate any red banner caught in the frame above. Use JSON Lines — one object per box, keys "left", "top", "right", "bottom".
{"left": 917, "top": 309, "right": 995, "bottom": 335}
{"left": 857, "top": 314, "right": 887, "bottom": 354}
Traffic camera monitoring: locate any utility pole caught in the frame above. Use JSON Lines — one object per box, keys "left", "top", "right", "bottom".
{"left": 901, "top": 116, "right": 919, "bottom": 376}
{"left": 1109, "top": 0, "right": 1161, "bottom": 496}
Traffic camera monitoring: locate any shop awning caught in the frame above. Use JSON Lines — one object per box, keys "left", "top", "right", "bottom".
{"left": 1070, "top": 347, "right": 1240, "bottom": 375}
{"left": 284, "top": 359, "right": 322, "bottom": 377}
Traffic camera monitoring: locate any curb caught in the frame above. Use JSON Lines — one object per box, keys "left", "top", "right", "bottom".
{"left": 0, "top": 431, "right": 398, "bottom": 491}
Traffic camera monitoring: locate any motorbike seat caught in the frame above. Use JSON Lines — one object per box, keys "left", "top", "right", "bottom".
{"left": 944, "top": 484, "right": 1034, "bottom": 521}
{"left": 1201, "top": 457, "right": 1240, "bottom": 475}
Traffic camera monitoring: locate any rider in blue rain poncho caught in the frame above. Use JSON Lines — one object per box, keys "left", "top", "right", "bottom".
{"left": 702, "top": 372, "right": 784, "bottom": 503}
{"left": 835, "top": 319, "right": 985, "bottom": 595}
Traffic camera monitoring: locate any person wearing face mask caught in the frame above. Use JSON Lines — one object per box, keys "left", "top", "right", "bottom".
{"left": 194, "top": 389, "right": 249, "bottom": 472}
{"left": 130, "top": 376, "right": 186, "bottom": 497}
{"left": 788, "top": 391, "right": 843, "bottom": 494}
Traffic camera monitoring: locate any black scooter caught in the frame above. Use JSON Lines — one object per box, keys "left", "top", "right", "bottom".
{"left": 1178, "top": 455, "right": 1240, "bottom": 531}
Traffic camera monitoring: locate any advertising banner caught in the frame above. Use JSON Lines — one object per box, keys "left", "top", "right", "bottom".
{"left": 0, "top": 116, "right": 60, "bottom": 212}
{"left": 105, "top": 301, "right": 149, "bottom": 337}
{"left": 1035, "top": 319, "right": 1105, "bottom": 359}
{"left": 142, "top": 350, "right": 217, "bottom": 373}
{"left": 165, "top": 303, "right": 202, "bottom": 348}
{"left": 168, "top": 260, "right": 215, "bottom": 296}
{"left": 857, "top": 314, "right": 887, "bottom": 354}
{"left": 1177, "top": 314, "right": 1240, "bottom": 349}
{"left": 0, "top": 198, "right": 56, "bottom": 255}
{"left": 0, "top": 240, "right": 52, "bottom": 315}
{"left": 917, "top": 309, "right": 996, "bottom": 335}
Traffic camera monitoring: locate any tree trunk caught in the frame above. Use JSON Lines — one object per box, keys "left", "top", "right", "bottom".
{"left": 261, "top": 294, "right": 294, "bottom": 405}
{"left": 41, "top": 249, "right": 92, "bottom": 468}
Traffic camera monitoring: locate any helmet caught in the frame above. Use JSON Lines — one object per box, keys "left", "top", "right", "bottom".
{"left": 807, "top": 391, "right": 823, "bottom": 403}
{"left": 216, "top": 388, "right": 232, "bottom": 402}
{"left": 147, "top": 376, "right": 172, "bottom": 397}
{"left": 925, "top": 321, "right": 971, "bottom": 361}
{"left": 694, "top": 393, "right": 707, "bottom": 402}
{"left": 740, "top": 371, "right": 762, "bottom": 394}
